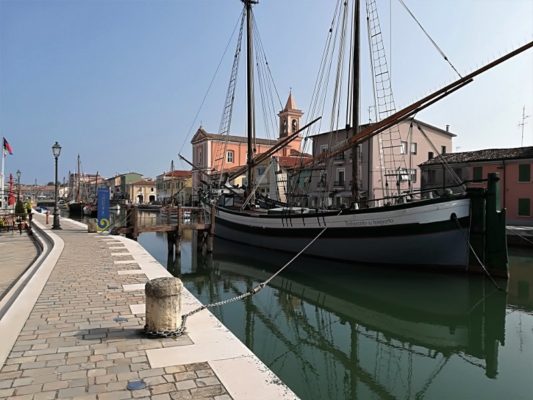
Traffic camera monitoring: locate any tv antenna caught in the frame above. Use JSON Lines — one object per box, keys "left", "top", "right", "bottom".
{"left": 518, "top": 105, "right": 530, "bottom": 146}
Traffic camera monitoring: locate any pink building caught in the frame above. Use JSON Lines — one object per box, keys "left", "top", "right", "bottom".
{"left": 420, "top": 147, "right": 533, "bottom": 226}
{"left": 191, "top": 93, "right": 304, "bottom": 194}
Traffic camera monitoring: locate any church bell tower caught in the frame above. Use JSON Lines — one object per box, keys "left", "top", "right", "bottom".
{"left": 278, "top": 91, "right": 304, "bottom": 139}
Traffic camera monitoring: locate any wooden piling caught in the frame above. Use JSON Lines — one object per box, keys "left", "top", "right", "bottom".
{"left": 207, "top": 204, "right": 216, "bottom": 253}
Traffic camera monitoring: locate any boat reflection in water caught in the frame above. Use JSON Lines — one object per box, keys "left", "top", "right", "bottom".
{"left": 165, "top": 237, "right": 519, "bottom": 400}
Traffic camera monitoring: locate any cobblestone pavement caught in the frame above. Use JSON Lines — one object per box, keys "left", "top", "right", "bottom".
{"left": 0, "top": 216, "right": 232, "bottom": 400}
{"left": 0, "top": 230, "right": 39, "bottom": 299}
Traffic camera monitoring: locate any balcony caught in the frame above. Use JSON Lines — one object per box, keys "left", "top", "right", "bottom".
{"left": 333, "top": 180, "right": 346, "bottom": 188}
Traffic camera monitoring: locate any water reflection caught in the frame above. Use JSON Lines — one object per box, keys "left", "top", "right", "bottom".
{"left": 65, "top": 210, "right": 533, "bottom": 398}
{"left": 143, "top": 237, "right": 532, "bottom": 400}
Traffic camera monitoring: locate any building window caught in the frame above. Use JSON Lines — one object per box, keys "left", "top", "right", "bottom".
{"left": 410, "top": 169, "right": 417, "bottom": 183}
{"left": 453, "top": 168, "right": 463, "bottom": 180}
{"left": 319, "top": 170, "right": 327, "bottom": 187}
{"left": 336, "top": 168, "right": 345, "bottom": 186}
{"left": 257, "top": 167, "right": 265, "bottom": 176}
{"left": 473, "top": 166, "right": 483, "bottom": 181}
{"left": 226, "top": 150, "right": 234, "bottom": 163}
{"left": 401, "top": 141, "right": 408, "bottom": 154}
{"left": 197, "top": 148, "right": 203, "bottom": 164}
{"left": 518, "top": 164, "right": 531, "bottom": 182}
{"left": 410, "top": 142, "right": 417, "bottom": 155}
{"left": 518, "top": 198, "right": 531, "bottom": 216}
{"left": 441, "top": 146, "right": 447, "bottom": 154}
{"left": 397, "top": 168, "right": 416, "bottom": 182}
{"left": 428, "top": 152, "right": 434, "bottom": 160}
{"left": 320, "top": 144, "right": 328, "bottom": 153}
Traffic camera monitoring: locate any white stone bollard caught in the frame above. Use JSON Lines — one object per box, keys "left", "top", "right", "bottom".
{"left": 145, "top": 277, "right": 182, "bottom": 333}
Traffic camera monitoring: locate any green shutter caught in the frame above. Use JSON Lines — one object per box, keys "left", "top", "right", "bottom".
{"left": 518, "top": 164, "right": 531, "bottom": 182}
{"left": 473, "top": 166, "right": 483, "bottom": 181}
{"left": 518, "top": 198, "right": 531, "bottom": 216}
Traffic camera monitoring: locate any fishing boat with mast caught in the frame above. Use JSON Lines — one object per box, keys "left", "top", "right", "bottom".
{"left": 197, "top": 0, "right": 532, "bottom": 276}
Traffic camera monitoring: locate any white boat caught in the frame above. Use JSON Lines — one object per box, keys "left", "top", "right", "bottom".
{"left": 200, "top": 0, "right": 530, "bottom": 276}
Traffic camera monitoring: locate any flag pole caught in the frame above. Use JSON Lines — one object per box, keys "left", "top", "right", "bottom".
{"left": 1, "top": 148, "right": 5, "bottom": 209}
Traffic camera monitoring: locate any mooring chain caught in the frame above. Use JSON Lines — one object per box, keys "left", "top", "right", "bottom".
{"left": 144, "top": 285, "right": 265, "bottom": 338}
{"left": 145, "top": 210, "right": 341, "bottom": 339}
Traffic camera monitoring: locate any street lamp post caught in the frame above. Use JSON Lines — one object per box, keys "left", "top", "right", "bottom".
{"left": 52, "top": 142, "right": 62, "bottom": 229}
{"left": 16, "top": 169, "right": 21, "bottom": 202}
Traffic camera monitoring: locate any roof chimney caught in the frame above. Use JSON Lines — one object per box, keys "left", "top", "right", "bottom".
{"left": 446, "top": 124, "right": 450, "bottom": 132}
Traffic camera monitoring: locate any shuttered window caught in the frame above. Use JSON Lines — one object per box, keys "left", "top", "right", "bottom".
{"left": 518, "top": 198, "right": 531, "bottom": 216}
{"left": 473, "top": 166, "right": 483, "bottom": 181}
{"left": 518, "top": 164, "right": 531, "bottom": 182}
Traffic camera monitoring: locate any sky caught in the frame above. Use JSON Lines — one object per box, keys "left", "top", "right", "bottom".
{"left": 1, "top": 0, "right": 532, "bottom": 185}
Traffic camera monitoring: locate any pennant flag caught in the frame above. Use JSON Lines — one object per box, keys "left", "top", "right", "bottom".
{"left": 3, "top": 137, "right": 13, "bottom": 155}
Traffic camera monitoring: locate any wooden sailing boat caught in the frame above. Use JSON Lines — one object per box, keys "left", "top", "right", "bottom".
{"left": 204, "top": 0, "right": 531, "bottom": 276}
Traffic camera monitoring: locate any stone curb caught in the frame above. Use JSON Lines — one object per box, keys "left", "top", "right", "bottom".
{"left": 0, "top": 220, "right": 65, "bottom": 367}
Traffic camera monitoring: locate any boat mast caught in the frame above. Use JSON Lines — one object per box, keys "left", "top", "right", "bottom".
{"left": 76, "top": 154, "right": 81, "bottom": 203}
{"left": 244, "top": 0, "right": 257, "bottom": 200}
{"left": 351, "top": 0, "right": 361, "bottom": 205}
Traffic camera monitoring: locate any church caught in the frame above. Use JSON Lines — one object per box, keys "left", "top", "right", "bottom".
{"left": 190, "top": 92, "right": 308, "bottom": 200}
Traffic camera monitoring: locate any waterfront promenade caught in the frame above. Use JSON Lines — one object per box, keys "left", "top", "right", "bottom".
{"left": 0, "top": 215, "right": 297, "bottom": 399}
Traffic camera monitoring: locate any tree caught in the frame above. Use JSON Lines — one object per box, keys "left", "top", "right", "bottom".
{"left": 15, "top": 199, "right": 26, "bottom": 219}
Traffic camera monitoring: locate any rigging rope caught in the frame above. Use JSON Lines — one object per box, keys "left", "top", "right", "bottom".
{"left": 396, "top": 0, "right": 462, "bottom": 78}
{"left": 177, "top": 11, "right": 244, "bottom": 157}
{"left": 416, "top": 123, "right": 464, "bottom": 189}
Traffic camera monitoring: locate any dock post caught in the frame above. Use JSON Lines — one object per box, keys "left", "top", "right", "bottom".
{"left": 207, "top": 203, "right": 215, "bottom": 253}
{"left": 484, "top": 173, "right": 509, "bottom": 278}
{"left": 175, "top": 228, "right": 181, "bottom": 256}
{"left": 145, "top": 277, "right": 182, "bottom": 335}
{"left": 191, "top": 229, "right": 198, "bottom": 270}
{"left": 125, "top": 206, "right": 138, "bottom": 240}
{"left": 166, "top": 231, "right": 175, "bottom": 254}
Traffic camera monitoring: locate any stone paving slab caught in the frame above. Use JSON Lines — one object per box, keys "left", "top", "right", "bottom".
{"left": 0, "top": 214, "right": 298, "bottom": 400}
{"left": 0, "top": 231, "right": 39, "bottom": 299}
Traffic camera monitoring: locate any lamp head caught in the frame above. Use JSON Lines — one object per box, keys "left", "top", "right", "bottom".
{"left": 52, "top": 141, "right": 62, "bottom": 158}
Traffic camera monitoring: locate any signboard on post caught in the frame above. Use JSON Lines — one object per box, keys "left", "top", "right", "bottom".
{"left": 97, "top": 188, "right": 110, "bottom": 232}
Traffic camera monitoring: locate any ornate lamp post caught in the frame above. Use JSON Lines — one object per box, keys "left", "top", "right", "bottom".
{"left": 52, "top": 142, "right": 62, "bottom": 229}
{"left": 16, "top": 169, "right": 21, "bottom": 202}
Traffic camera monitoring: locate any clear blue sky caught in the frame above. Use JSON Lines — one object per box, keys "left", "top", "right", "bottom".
{"left": 1, "top": 0, "right": 532, "bottom": 184}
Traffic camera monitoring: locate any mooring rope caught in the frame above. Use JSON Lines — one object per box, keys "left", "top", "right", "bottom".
{"left": 509, "top": 230, "right": 533, "bottom": 246}
{"left": 452, "top": 215, "right": 506, "bottom": 292}
{"left": 156, "top": 210, "right": 343, "bottom": 338}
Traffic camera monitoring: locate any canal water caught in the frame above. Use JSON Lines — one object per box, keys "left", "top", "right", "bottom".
{"left": 68, "top": 209, "right": 532, "bottom": 399}
{"left": 136, "top": 230, "right": 533, "bottom": 400}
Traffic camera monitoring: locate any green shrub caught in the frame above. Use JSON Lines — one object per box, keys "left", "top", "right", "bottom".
{"left": 15, "top": 200, "right": 27, "bottom": 219}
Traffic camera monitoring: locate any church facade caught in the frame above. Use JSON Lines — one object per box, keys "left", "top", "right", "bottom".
{"left": 190, "top": 93, "right": 305, "bottom": 197}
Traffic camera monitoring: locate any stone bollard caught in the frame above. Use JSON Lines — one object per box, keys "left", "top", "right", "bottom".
{"left": 145, "top": 277, "right": 182, "bottom": 334}
{"left": 87, "top": 219, "right": 97, "bottom": 233}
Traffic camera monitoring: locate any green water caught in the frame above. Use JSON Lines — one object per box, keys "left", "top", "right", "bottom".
{"left": 139, "top": 233, "right": 532, "bottom": 400}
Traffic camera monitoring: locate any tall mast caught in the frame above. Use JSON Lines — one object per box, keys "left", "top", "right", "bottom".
{"left": 351, "top": 0, "right": 361, "bottom": 204}
{"left": 76, "top": 154, "right": 81, "bottom": 203}
{"left": 244, "top": 0, "right": 257, "bottom": 199}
